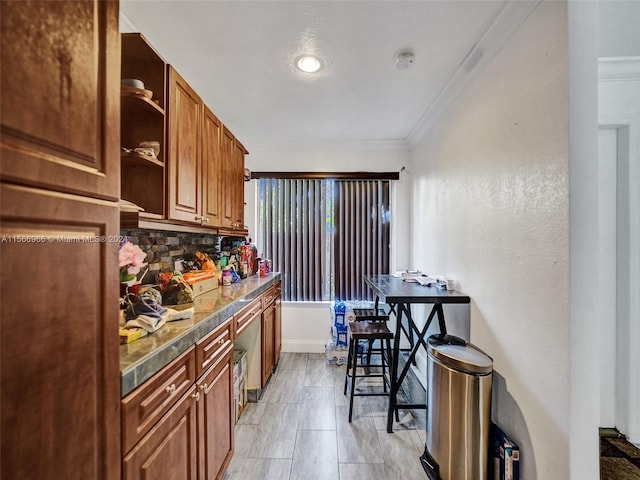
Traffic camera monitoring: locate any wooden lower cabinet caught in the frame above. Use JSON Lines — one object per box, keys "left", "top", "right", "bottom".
{"left": 123, "top": 385, "right": 199, "bottom": 480}
{"left": 123, "top": 342, "right": 234, "bottom": 480}
{"left": 260, "top": 282, "right": 283, "bottom": 386}
{"left": 198, "top": 350, "right": 234, "bottom": 480}
{"left": 261, "top": 303, "right": 276, "bottom": 386}
{"left": 274, "top": 292, "right": 282, "bottom": 364}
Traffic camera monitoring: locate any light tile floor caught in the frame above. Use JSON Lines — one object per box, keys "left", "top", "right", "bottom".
{"left": 226, "top": 352, "right": 429, "bottom": 480}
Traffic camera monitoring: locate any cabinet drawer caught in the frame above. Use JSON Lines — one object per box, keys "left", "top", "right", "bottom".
{"left": 122, "top": 347, "right": 196, "bottom": 454}
{"left": 196, "top": 317, "right": 233, "bottom": 378}
{"left": 262, "top": 286, "right": 275, "bottom": 307}
{"left": 234, "top": 297, "right": 263, "bottom": 337}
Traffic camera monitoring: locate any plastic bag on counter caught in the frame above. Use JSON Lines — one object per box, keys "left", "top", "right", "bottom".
{"left": 157, "top": 271, "right": 195, "bottom": 305}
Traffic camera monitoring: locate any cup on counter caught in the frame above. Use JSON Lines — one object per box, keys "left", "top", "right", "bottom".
{"left": 446, "top": 279, "right": 455, "bottom": 291}
{"left": 259, "top": 259, "right": 270, "bottom": 277}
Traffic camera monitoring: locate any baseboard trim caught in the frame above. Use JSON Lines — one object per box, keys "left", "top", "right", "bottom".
{"left": 282, "top": 340, "right": 326, "bottom": 354}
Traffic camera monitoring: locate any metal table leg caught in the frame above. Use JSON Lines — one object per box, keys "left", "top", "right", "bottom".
{"left": 386, "top": 302, "right": 447, "bottom": 433}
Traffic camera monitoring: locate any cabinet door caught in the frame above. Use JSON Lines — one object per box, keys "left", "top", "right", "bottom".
{"left": 0, "top": 184, "right": 120, "bottom": 480}
{"left": 202, "top": 106, "right": 222, "bottom": 227}
{"left": 232, "top": 140, "right": 247, "bottom": 231}
{"left": 221, "top": 126, "right": 235, "bottom": 228}
{"left": 275, "top": 294, "right": 282, "bottom": 365}
{"left": 167, "top": 66, "right": 201, "bottom": 224}
{"left": 0, "top": 0, "right": 120, "bottom": 201}
{"left": 123, "top": 386, "right": 198, "bottom": 480}
{"left": 198, "top": 350, "right": 234, "bottom": 480}
{"left": 261, "top": 304, "right": 276, "bottom": 386}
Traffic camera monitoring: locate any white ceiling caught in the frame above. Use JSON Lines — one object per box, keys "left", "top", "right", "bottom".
{"left": 120, "top": 0, "right": 513, "bottom": 147}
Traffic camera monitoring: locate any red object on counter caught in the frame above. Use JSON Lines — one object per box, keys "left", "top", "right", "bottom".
{"left": 182, "top": 270, "right": 216, "bottom": 285}
{"left": 259, "top": 259, "right": 270, "bottom": 277}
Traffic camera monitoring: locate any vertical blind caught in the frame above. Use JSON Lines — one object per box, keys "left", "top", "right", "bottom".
{"left": 257, "top": 178, "right": 390, "bottom": 302}
{"left": 334, "top": 180, "right": 390, "bottom": 301}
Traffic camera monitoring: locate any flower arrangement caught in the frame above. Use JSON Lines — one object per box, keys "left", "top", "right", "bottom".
{"left": 119, "top": 240, "right": 147, "bottom": 285}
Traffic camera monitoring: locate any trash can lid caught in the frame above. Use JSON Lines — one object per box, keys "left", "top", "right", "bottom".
{"left": 427, "top": 334, "right": 493, "bottom": 375}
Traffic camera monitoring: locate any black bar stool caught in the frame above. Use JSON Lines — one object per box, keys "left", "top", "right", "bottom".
{"left": 352, "top": 306, "right": 390, "bottom": 365}
{"left": 343, "top": 320, "right": 394, "bottom": 422}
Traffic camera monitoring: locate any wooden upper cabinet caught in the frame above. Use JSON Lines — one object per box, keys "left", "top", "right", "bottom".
{"left": 202, "top": 106, "right": 223, "bottom": 227}
{"left": 221, "top": 126, "right": 236, "bottom": 229}
{"left": 233, "top": 140, "right": 248, "bottom": 232}
{"left": 120, "top": 33, "right": 167, "bottom": 219}
{"left": 220, "top": 127, "right": 247, "bottom": 233}
{"left": 0, "top": 0, "right": 120, "bottom": 201}
{"left": 167, "top": 66, "right": 202, "bottom": 224}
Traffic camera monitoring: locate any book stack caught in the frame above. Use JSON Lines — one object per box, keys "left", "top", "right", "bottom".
{"left": 491, "top": 422, "right": 520, "bottom": 480}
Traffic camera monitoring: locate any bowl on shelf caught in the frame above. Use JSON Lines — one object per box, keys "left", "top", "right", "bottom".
{"left": 122, "top": 78, "right": 145, "bottom": 89}
{"left": 139, "top": 141, "right": 160, "bottom": 158}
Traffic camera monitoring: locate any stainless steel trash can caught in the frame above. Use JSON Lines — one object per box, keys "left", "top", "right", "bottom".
{"left": 421, "top": 334, "right": 493, "bottom": 480}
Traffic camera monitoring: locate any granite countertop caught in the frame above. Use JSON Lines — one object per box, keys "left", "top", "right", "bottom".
{"left": 120, "top": 273, "right": 281, "bottom": 397}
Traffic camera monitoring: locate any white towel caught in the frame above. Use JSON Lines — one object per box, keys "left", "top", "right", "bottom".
{"left": 125, "top": 307, "right": 195, "bottom": 333}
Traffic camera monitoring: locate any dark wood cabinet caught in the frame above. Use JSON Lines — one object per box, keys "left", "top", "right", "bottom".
{"left": 123, "top": 321, "right": 235, "bottom": 480}
{"left": 274, "top": 283, "right": 282, "bottom": 364}
{"left": 167, "top": 66, "right": 202, "bottom": 224}
{"left": 196, "top": 319, "right": 234, "bottom": 480}
{"left": 221, "top": 126, "right": 236, "bottom": 229}
{"left": 219, "top": 127, "right": 248, "bottom": 234}
{"left": 262, "top": 303, "right": 276, "bottom": 386}
{"left": 0, "top": 2, "right": 121, "bottom": 480}
{"left": 261, "top": 282, "right": 282, "bottom": 386}
{"left": 202, "top": 106, "right": 223, "bottom": 227}
{"left": 198, "top": 350, "right": 234, "bottom": 480}
{"left": 123, "top": 385, "right": 199, "bottom": 480}
{"left": 232, "top": 139, "right": 248, "bottom": 232}
{"left": 120, "top": 33, "right": 166, "bottom": 219}
{"left": 120, "top": 37, "right": 247, "bottom": 234}
{"left": 0, "top": 0, "right": 120, "bottom": 201}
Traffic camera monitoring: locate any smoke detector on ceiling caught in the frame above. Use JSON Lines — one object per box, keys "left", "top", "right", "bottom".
{"left": 395, "top": 51, "right": 415, "bottom": 70}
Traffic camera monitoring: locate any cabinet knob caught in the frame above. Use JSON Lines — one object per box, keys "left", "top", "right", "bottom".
{"left": 218, "top": 339, "right": 225, "bottom": 346}
{"left": 192, "top": 391, "right": 200, "bottom": 401}
{"left": 202, "top": 217, "right": 209, "bottom": 223}
{"left": 199, "top": 383, "right": 208, "bottom": 391}
{"left": 165, "top": 384, "right": 177, "bottom": 394}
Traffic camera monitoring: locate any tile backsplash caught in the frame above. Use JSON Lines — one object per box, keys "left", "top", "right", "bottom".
{"left": 121, "top": 229, "right": 220, "bottom": 284}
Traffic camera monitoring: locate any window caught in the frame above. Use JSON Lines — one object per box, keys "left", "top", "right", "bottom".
{"left": 256, "top": 176, "right": 391, "bottom": 302}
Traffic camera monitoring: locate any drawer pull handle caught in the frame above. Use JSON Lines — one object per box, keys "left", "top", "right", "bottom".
{"left": 199, "top": 383, "right": 208, "bottom": 391}
{"left": 192, "top": 391, "right": 200, "bottom": 401}
{"left": 218, "top": 339, "right": 225, "bottom": 346}
{"left": 165, "top": 384, "right": 176, "bottom": 394}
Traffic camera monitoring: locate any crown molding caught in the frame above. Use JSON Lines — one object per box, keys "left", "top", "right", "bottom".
{"left": 598, "top": 57, "right": 640, "bottom": 82}
{"left": 406, "top": 0, "right": 542, "bottom": 150}
{"left": 248, "top": 138, "right": 408, "bottom": 153}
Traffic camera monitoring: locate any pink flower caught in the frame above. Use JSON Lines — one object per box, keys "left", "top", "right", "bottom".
{"left": 119, "top": 241, "right": 147, "bottom": 268}
{"left": 119, "top": 241, "right": 147, "bottom": 283}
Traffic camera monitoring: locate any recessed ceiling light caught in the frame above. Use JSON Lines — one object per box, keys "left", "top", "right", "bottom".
{"left": 296, "top": 55, "right": 323, "bottom": 73}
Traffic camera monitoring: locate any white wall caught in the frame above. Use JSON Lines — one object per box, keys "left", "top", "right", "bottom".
{"left": 598, "top": 57, "right": 640, "bottom": 444}
{"left": 244, "top": 141, "right": 411, "bottom": 352}
{"left": 568, "top": 1, "right": 600, "bottom": 478}
{"left": 407, "top": 2, "right": 569, "bottom": 478}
